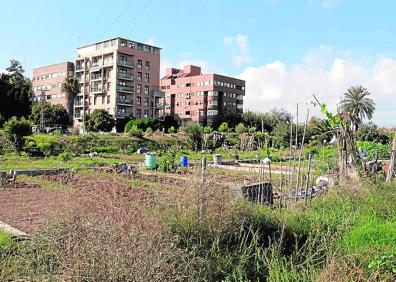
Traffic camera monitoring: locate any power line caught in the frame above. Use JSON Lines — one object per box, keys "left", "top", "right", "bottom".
{"left": 122, "top": 0, "right": 153, "bottom": 33}
{"left": 82, "top": 0, "right": 114, "bottom": 43}
{"left": 100, "top": 0, "right": 136, "bottom": 40}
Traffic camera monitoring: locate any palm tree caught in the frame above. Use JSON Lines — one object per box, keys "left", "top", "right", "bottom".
{"left": 61, "top": 76, "right": 80, "bottom": 123}
{"left": 339, "top": 86, "right": 375, "bottom": 131}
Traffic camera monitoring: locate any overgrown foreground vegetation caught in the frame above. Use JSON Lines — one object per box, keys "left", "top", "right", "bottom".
{"left": 0, "top": 176, "right": 395, "bottom": 281}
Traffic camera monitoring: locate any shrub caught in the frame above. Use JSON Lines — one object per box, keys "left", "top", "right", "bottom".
{"left": 2, "top": 117, "right": 32, "bottom": 152}
{"left": 248, "top": 127, "right": 256, "bottom": 133}
{"left": 235, "top": 123, "right": 247, "bottom": 133}
{"left": 85, "top": 110, "right": 115, "bottom": 132}
{"left": 356, "top": 141, "right": 391, "bottom": 159}
{"left": 25, "top": 134, "right": 65, "bottom": 157}
{"left": 169, "top": 126, "right": 176, "bottom": 133}
{"left": 57, "top": 151, "right": 72, "bottom": 162}
{"left": 67, "top": 134, "right": 97, "bottom": 154}
{"left": 181, "top": 122, "right": 203, "bottom": 151}
{"left": 158, "top": 146, "right": 179, "bottom": 172}
{"left": 128, "top": 125, "right": 143, "bottom": 138}
{"left": 30, "top": 102, "right": 69, "bottom": 126}
{"left": 218, "top": 122, "right": 230, "bottom": 133}
{"left": 203, "top": 126, "right": 213, "bottom": 134}
{"left": 146, "top": 127, "right": 153, "bottom": 133}
{"left": 94, "top": 145, "right": 119, "bottom": 153}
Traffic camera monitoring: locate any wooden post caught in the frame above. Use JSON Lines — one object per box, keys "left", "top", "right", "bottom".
{"left": 304, "top": 154, "right": 312, "bottom": 204}
{"left": 386, "top": 133, "right": 396, "bottom": 183}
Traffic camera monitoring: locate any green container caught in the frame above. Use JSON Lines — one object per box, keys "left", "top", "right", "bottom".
{"left": 145, "top": 153, "right": 157, "bottom": 170}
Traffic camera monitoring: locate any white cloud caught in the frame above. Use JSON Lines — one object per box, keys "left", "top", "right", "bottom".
{"left": 0, "top": 68, "right": 6, "bottom": 74}
{"left": 237, "top": 46, "right": 396, "bottom": 126}
{"left": 223, "top": 34, "right": 254, "bottom": 67}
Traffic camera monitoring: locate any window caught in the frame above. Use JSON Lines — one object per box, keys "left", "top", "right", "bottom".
{"left": 137, "top": 59, "right": 142, "bottom": 69}
{"left": 144, "top": 109, "right": 149, "bottom": 117}
{"left": 144, "top": 73, "right": 149, "bottom": 82}
{"left": 145, "top": 61, "right": 150, "bottom": 71}
{"left": 101, "top": 96, "right": 105, "bottom": 104}
{"left": 137, "top": 72, "right": 142, "bottom": 81}
{"left": 144, "top": 85, "right": 149, "bottom": 94}
{"left": 144, "top": 97, "right": 149, "bottom": 107}
{"left": 137, "top": 43, "right": 143, "bottom": 51}
{"left": 136, "top": 109, "right": 141, "bottom": 118}
{"left": 208, "top": 91, "right": 218, "bottom": 96}
{"left": 136, "top": 84, "right": 141, "bottom": 94}
{"left": 207, "top": 110, "right": 218, "bottom": 116}
{"left": 107, "top": 95, "right": 111, "bottom": 104}
{"left": 153, "top": 48, "right": 160, "bottom": 55}
{"left": 144, "top": 45, "right": 150, "bottom": 53}
{"left": 136, "top": 97, "right": 141, "bottom": 106}
{"left": 120, "top": 40, "right": 127, "bottom": 47}
{"left": 93, "top": 96, "right": 97, "bottom": 105}
{"left": 128, "top": 41, "right": 135, "bottom": 48}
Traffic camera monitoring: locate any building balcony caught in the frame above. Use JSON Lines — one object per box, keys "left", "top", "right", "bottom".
{"left": 74, "top": 100, "right": 84, "bottom": 107}
{"left": 77, "top": 77, "right": 85, "bottom": 83}
{"left": 155, "top": 103, "right": 164, "bottom": 108}
{"left": 103, "top": 60, "right": 113, "bottom": 66}
{"left": 117, "top": 60, "right": 134, "bottom": 68}
{"left": 91, "top": 87, "right": 104, "bottom": 94}
{"left": 91, "top": 74, "right": 102, "bottom": 81}
{"left": 91, "top": 62, "right": 102, "bottom": 69}
{"left": 116, "top": 85, "right": 134, "bottom": 93}
{"left": 117, "top": 72, "right": 134, "bottom": 80}
{"left": 116, "top": 98, "right": 133, "bottom": 106}
{"left": 116, "top": 112, "right": 126, "bottom": 118}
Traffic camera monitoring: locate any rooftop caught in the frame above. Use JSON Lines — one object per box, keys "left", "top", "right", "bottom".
{"left": 77, "top": 37, "right": 162, "bottom": 50}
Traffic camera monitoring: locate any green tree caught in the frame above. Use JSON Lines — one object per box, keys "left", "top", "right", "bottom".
{"left": 85, "top": 109, "right": 115, "bottom": 132}
{"left": 2, "top": 117, "right": 32, "bottom": 152}
{"left": 339, "top": 86, "right": 375, "bottom": 131}
{"left": 30, "top": 102, "right": 69, "bottom": 126}
{"left": 61, "top": 76, "right": 80, "bottom": 118}
{"left": 356, "top": 122, "right": 389, "bottom": 144}
{"left": 0, "top": 60, "right": 32, "bottom": 123}
{"left": 182, "top": 122, "right": 203, "bottom": 151}
{"left": 273, "top": 122, "right": 290, "bottom": 148}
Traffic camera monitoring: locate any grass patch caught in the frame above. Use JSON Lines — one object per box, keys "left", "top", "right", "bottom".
{"left": 0, "top": 232, "right": 11, "bottom": 247}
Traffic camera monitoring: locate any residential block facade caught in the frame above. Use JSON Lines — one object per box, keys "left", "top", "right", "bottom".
{"left": 32, "top": 62, "right": 75, "bottom": 111}
{"left": 73, "top": 37, "right": 164, "bottom": 130}
{"left": 160, "top": 65, "right": 245, "bottom": 124}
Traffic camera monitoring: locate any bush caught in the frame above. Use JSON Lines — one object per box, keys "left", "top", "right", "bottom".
{"left": 169, "top": 126, "right": 176, "bottom": 133}
{"left": 128, "top": 125, "right": 143, "bottom": 138}
{"left": 218, "top": 122, "right": 230, "bottom": 133}
{"left": 2, "top": 117, "right": 32, "bottom": 152}
{"left": 248, "top": 127, "right": 256, "bottom": 133}
{"left": 158, "top": 146, "right": 179, "bottom": 172}
{"left": 85, "top": 110, "right": 115, "bottom": 132}
{"left": 356, "top": 141, "right": 391, "bottom": 159}
{"left": 203, "top": 126, "right": 213, "bottom": 134}
{"left": 67, "top": 134, "right": 97, "bottom": 154}
{"left": 181, "top": 122, "right": 203, "bottom": 151}
{"left": 25, "top": 134, "right": 65, "bottom": 157}
{"left": 146, "top": 127, "right": 153, "bottom": 133}
{"left": 57, "top": 151, "right": 72, "bottom": 162}
{"left": 235, "top": 123, "right": 247, "bottom": 133}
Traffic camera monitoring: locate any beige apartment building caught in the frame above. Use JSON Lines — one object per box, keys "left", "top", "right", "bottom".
{"left": 74, "top": 37, "right": 164, "bottom": 131}
{"left": 32, "top": 62, "right": 75, "bottom": 111}
{"left": 160, "top": 65, "right": 245, "bottom": 125}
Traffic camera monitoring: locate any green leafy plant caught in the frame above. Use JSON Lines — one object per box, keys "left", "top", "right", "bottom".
{"left": 2, "top": 117, "right": 32, "bottom": 152}
{"left": 218, "top": 122, "right": 230, "bottom": 133}
{"left": 158, "top": 146, "right": 179, "bottom": 172}
{"left": 128, "top": 125, "right": 143, "bottom": 138}
{"left": 57, "top": 151, "right": 72, "bottom": 162}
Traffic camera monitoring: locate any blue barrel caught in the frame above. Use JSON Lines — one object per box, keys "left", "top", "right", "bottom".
{"left": 180, "top": 156, "right": 189, "bottom": 168}
{"left": 145, "top": 153, "right": 157, "bottom": 170}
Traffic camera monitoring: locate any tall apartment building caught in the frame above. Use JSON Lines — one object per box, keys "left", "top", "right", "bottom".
{"left": 74, "top": 37, "right": 164, "bottom": 130}
{"left": 32, "top": 62, "right": 75, "bottom": 111}
{"left": 160, "top": 65, "right": 245, "bottom": 125}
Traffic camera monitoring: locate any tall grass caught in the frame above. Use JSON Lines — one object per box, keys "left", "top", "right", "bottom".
{"left": 0, "top": 173, "right": 395, "bottom": 281}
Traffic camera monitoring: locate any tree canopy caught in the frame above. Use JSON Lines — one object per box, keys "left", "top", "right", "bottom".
{"left": 85, "top": 109, "right": 115, "bottom": 132}
{"left": 0, "top": 60, "right": 32, "bottom": 126}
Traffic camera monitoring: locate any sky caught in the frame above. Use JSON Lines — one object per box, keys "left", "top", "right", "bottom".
{"left": 1, "top": 0, "right": 395, "bottom": 126}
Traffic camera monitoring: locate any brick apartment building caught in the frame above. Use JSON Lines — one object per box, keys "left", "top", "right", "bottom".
{"left": 160, "top": 65, "right": 245, "bottom": 125}
{"left": 73, "top": 37, "right": 164, "bottom": 130}
{"left": 32, "top": 62, "right": 75, "bottom": 111}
